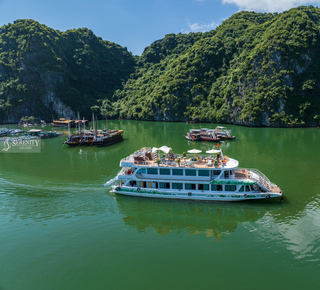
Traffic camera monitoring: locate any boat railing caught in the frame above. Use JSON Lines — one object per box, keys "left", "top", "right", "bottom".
{"left": 118, "top": 167, "right": 127, "bottom": 176}
{"left": 118, "top": 167, "right": 134, "bottom": 177}
{"left": 134, "top": 161, "right": 150, "bottom": 165}
{"left": 246, "top": 168, "right": 272, "bottom": 190}
{"left": 120, "top": 155, "right": 135, "bottom": 163}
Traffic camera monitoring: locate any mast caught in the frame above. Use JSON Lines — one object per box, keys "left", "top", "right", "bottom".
{"left": 68, "top": 118, "right": 71, "bottom": 138}
{"left": 77, "top": 112, "right": 81, "bottom": 135}
{"left": 83, "top": 117, "right": 86, "bottom": 138}
{"left": 92, "top": 112, "right": 95, "bottom": 133}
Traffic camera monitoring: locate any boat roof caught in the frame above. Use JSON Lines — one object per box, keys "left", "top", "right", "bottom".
{"left": 121, "top": 147, "right": 239, "bottom": 170}
{"left": 28, "top": 129, "right": 42, "bottom": 132}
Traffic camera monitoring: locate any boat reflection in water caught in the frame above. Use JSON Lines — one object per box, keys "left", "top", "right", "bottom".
{"left": 114, "top": 195, "right": 281, "bottom": 241}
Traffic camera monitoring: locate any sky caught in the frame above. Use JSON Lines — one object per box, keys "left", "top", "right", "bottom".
{"left": 0, "top": 0, "right": 319, "bottom": 55}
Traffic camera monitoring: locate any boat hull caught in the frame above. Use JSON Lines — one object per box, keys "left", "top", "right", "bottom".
{"left": 111, "top": 186, "right": 282, "bottom": 202}
{"left": 184, "top": 135, "right": 201, "bottom": 141}
{"left": 200, "top": 137, "right": 220, "bottom": 142}
{"left": 94, "top": 135, "right": 123, "bottom": 146}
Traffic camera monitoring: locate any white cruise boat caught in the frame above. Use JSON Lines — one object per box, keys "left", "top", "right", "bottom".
{"left": 106, "top": 146, "right": 283, "bottom": 202}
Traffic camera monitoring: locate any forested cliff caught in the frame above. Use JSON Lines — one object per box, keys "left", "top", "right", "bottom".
{"left": 1, "top": 6, "right": 320, "bottom": 126}
{"left": 0, "top": 19, "right": 135, "bottom": 123}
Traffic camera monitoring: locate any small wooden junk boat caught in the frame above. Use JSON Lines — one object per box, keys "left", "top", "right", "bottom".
{"left": 94, "top": 130, "right": 124, "bottom": 146}
{"left": 64, "top": 129, "right": 124, "bottom": 147}
{"left": 213, "top": 126, "right": 235, "bottom": 140}
{"left": 52, "top": 118, "right": 88, "bottom": 128}
{"left": 106, "top": 146, "right": 283, "bottom": 202}
{"left": 185, "top": 129, "right": 202, "bottom": 141}
{"left": 199, "top": 128, "right": 220, "bottom": 142}
{"left": 185, "top": 127, "right": 235, "bottom": 142}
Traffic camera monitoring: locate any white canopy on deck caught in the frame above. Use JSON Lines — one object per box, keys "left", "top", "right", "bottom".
{"left": 205, "top": 149, "right": 221, "bottom": 154}
{"left": 187, "top": 149, "right": 202, "bottom": 154}
{"left": 152, "top": 146, "right": 172, "bottom": 154}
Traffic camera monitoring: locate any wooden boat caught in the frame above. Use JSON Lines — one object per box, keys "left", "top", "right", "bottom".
{"left": 64, "top": 129, "right": 124, "bottom": 147}
{"left": 63, "top": 134, "right": 83, "bottom": 146}
{"left": 185, "top": 129, "right": 201, "bottom": 141}
{"left": 213, "top": 126, "right": 236, "bottom": 140}
{"left": 93, "top": 130, "right": 124, "bottom": 146}
{"left": 52, "top": 118, "right": 88, "bottom": 128}
{"left": 52, "top": 118, "right": 74, "bottom": 128}
{"left": 199, "top": 128, "right": 220, "bottom": 142}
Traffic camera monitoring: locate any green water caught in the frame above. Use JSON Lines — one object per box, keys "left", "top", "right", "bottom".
{"left": 1, "top": 120, "right": 320, "bottom": 290}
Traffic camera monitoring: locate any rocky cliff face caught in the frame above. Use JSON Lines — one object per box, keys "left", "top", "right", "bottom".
{"left": 0, "top": 19, "right": 135, "bottom": 123}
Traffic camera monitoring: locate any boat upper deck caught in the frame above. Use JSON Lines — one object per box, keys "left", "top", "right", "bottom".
{"left": 120, "top": 147, "right": 239, "bottom": 170}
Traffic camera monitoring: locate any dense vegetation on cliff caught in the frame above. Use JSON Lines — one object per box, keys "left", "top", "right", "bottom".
{"left": 0, "top": 19, "right": 135, "bottom": 122}
{"left": 1, "top": 6, "right": 320, "bottom": 126}
{"left": 106, "top": 6, "right": 320, "bottom": 126}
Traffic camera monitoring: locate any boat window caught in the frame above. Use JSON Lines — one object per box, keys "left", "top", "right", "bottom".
{"left": 213, "top": 170, "right": 221, "bottom": 175}
{"left": 185, "top": 169, "right": 196, "bottom": 176}
{"left": 198, "top": 184, "right": 209, "bottom": 190}
{"left": 172, "top": 183, "right": 183, "bottom": 189}
{"left": 250, "top": 185, "right": 255, "bottom": 191}
{"left": 172, "top": 169, "right": 183, "bottom": 176}
{"left": 159, "top": 169, "right": 171, "bottom": 175}
{"left": 137, "top": 168, "right": 146, "bottom": 174}
{"left": 245, "top": 185, "right": 251, "bottom": 192}
{"left": 225, "top": 185, "right": 236, "bottom": 191}
{"left": 159, "top": 182, "right": 170, "bottom": 189}
{"left": 185, "top": 183, "right": 196, "bottom": 190}
{"left": 198, "top": 170, "right": 210, "bottom": 176}
{"left": 211, "top": 184, "right": 223, "bottom": 191}
{"left": 147, "top": 168, "right": 158, "bottom": 175}
{"left": 238, "top": 186, "right": 244, "bottom": 192}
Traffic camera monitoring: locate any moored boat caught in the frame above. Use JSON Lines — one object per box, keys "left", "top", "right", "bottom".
{"left": 199, "top": 128, "right": 220, "bottom": 142}
{"left": 52, "top": 118, "right": 89, "bottom": 128}
{"left": 0, "top": 127, "right": 9, "bottom": 136}
{"left": 26, "top": 129, "right": 63, "bottom": 139}
{"left": 64, "top": 129, "right": 124, "bottom": 146}
{"left": 184, "top": 129, "right": 202, "bottom": 141}
{"left": 93, "top": 129, "right": 124, "bottom": 146}
{"left": 185, "top": 127, "right": 235, "bottom": 142}
{"left": 8, "top": 129, "right": 25, "bottom": 134}
{"left": 51, "top": 118, "right": 75, "bottom": 128}
{"left": 106, "top": 146, "right": 283, "bottom": 202}
{"left": 213, "top": 126, "right": 235, "bottom": 140}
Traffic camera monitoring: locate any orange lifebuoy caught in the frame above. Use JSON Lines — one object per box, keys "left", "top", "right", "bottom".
{"left": 241, "top": 169, "right": 245, "bottom": 173}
